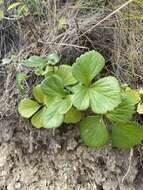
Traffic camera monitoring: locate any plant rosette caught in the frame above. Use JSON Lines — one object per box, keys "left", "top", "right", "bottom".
{"left": 18, "top": 50, "right": 143, "bottom": 149}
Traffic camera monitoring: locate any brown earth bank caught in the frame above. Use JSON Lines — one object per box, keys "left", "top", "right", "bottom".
{"left": 0, "top": 69, "right": 143, "bottom": 190}
{"left": 0, "top": 142, "right": 142, "bottom": 190}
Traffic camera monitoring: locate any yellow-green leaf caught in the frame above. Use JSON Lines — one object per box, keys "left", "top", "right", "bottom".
{"left": 42, "top": 95, "right": 72, "bottom": 128}
{"left": 17, "top": 4, "right": 28, "bottom": 16}
{"left": 44, "top": 95, "right": 56, "bottom": 107}
{"left": 139, "top": 88, "right": 143, "bottom": 95}
{"left": 64, "top": 107, "right": 81, "bottom": 124}
{"left": 43, "top": 106, "right": 64, "bottom": 128}
{"left": 33, "top": 84, "right": 45, "bottom": 104}
{"left": 58, "top": 17, "right": 67, "bottom": 30}
{"left": 125, "top": 87, "right": 141, "bottom": 104}
{"left": 18, "top": 99, "right": 41, "bottom": 118}
{"left": 0, "top": 10, "right": 4, "bottom": 21}
{"left": 7, "top": 2, "right": 22, "bottom": 11}
{"left": 31, "top": 107, "right": 46, "bottom": 128}
{"left": 0, "top": 0, "right": 3, "bottom": 5}
{"left": 137, "top": 103, "right": 143, "bottom": 114}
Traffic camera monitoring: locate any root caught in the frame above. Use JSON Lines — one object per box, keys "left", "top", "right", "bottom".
{"left": 122, "top": 148, "right": 134, "bottom": 184}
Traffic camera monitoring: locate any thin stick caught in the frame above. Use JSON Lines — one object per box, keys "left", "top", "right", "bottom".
{"left": 39, "top": 41, "right": 88, "bottom": 49}
{"left": 79, "top": 0, "right": 134, "bottom": 37}
{"left": 122, "top": 148, "right": 133, "bottom": 183}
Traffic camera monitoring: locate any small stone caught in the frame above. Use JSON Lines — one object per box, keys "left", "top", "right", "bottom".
{"left": 15, "top": 181, "right": 21, "bottom": 189}
{"left": 67, "top": 138, "right": 78, "bottom": 151}
{"left": 7, "top": 183, "right": 14, "bottom": 190}
{"left": 1, "top": 170, "right": 7, "bottom": 176}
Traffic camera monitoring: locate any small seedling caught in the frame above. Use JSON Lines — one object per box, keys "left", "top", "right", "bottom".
{"left": 18, "top": 50, "right": 143, "bottom": 149}
{"left": 16, "top": 73, "right": 28, "bottom": 94}
{"left": 22, "top": 52, "right": 60, "bottom": 76}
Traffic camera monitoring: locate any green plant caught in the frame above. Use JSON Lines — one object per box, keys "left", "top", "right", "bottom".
{"left": 16, "top": 73, "right": 28, "bottom": 94}
{"left": 0, "top": 0, "right": 42, "bottom": 20}
{"left": 18, "top": 50, "right": 143, "bottom": 149}
{"left": 22, "top": 52, "right": 60, "bottom": 76}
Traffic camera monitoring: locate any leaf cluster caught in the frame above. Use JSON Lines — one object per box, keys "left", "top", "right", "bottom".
{"left": 0, "top": 0, "right": 41, "bottom": 20}
{"left": 18, "top": 51, "right": 143, "bottom": 149}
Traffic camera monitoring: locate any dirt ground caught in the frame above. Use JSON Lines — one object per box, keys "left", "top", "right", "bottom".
{"left": 0, "top": 71, "right": 143, "bottom": 190}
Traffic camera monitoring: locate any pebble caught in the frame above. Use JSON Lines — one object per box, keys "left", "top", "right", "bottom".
{"left": 15, "top": 181, "right": 22, "bottom": 189}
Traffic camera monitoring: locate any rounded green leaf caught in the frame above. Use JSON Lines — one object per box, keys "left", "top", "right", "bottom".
{"left": 31, "top": 107, "right": 46, "bottom": 128}
{"left": 90, "top": 76, "right": 121, "bottom": 114}
{"left": 106, "top": 93, "right": 135, "bottom": 123}
{"left": 41, "top": 75, "right": 66, "bottom": 97}
{"left": 46, "top": 65, "right": 77, "bottom": 86}
{"left": 55, "top": 95, "right": 72, "bottom": 114}
{"left": 72, "top": 84, "right": 89, "bottom": 110}
{"left": 54, "top": 65, "right": 77, "bottom": 86}
{"left": 18, "top": 99, "right": 41, "bottom": 118}
{"left": 42, "top": 95, "right": 72, "bottom": 128}
{"left": 64, "top": 107, "right": 81, "bottom": 124}
{"left": 42, "top": 107, "right": 64, "bottom": 128}
{"left": 72, "top": 50, "right": 105, "bottom": 86}
{"left": 80, "top": 116, "right": 109, "bottom": 148}
{"left": 22, "top": 56, "right": 47, "bottom": 68}
{"left": 44, "top": 95, "right": 57, "bottom": 107}
{"left": 47, "top": 52, "right": 60, "bottom": 65}
{"left": 43, "top": 114, "right": 64, "bottom": 128}
{"left": 46, "top": 95, "right": 72, "bottom": 115}
{"left": 33, "top": 84, "right": 45, "bottom": 103}
{"left": 112, "top": 122, "right": 143, "bottom": 149}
